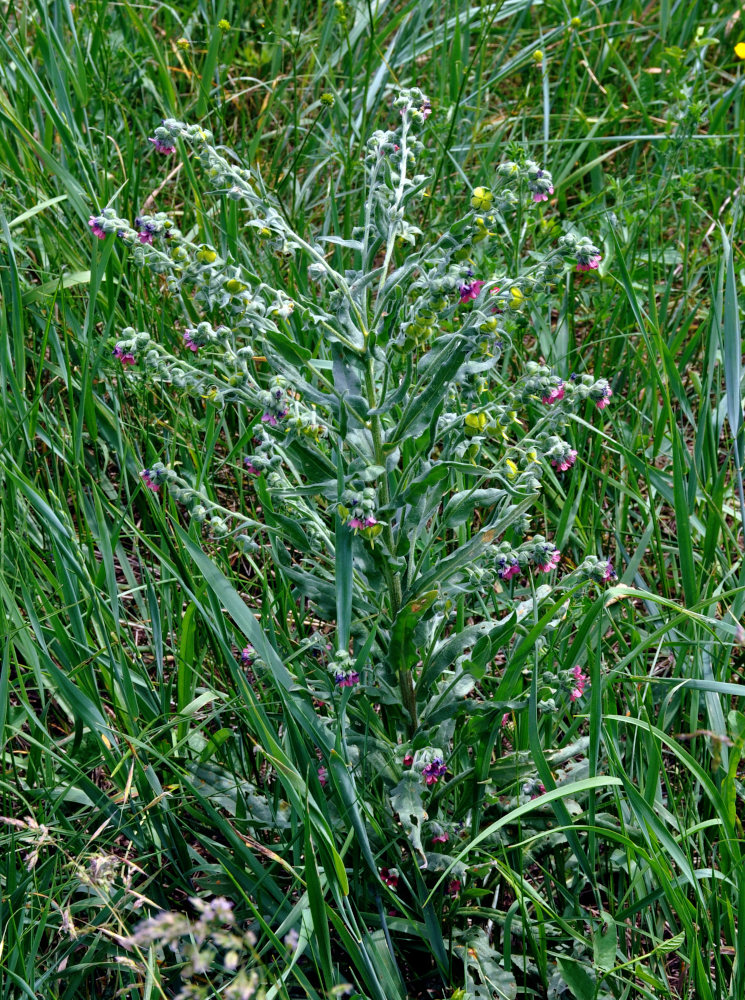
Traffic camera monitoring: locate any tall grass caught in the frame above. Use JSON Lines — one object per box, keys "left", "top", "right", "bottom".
{"left": 1, "top": 1, "right": 744, "bottom": 998}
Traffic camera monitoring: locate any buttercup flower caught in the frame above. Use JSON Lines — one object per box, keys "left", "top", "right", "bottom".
{"left": 736, "top": 42, "right": 745, "bottom": 60}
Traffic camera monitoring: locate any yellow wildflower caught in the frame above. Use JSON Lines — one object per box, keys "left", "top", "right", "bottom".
{"left": 736, "top": 42, "right": 745, "bottom": 60}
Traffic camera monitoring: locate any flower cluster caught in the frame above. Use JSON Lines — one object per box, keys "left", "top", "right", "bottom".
{"left": 125, "top": 897, "right": 263, "bottom": 1000}
{"left": 329, "top": 650, "right": 359, "bottom": 689}
{"left": 568, "top": 664, "right": 589, "bottom": 702}
{"left": 338, "top": 485, "right": 379, "bottom": 533}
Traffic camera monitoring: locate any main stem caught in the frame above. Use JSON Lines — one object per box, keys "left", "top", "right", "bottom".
{"left": 363, "top": 356, "right": 417, "bottom": 732}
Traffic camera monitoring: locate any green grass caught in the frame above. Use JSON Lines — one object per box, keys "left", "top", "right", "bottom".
{"left": 1, "top": 1, "right": 745, "bottom": 998}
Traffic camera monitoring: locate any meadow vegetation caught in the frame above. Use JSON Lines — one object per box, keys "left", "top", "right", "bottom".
{"left": 1, "top": 2, "right": 745, "bottom": 999}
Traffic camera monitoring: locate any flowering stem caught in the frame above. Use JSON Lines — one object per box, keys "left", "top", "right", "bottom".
{"left": 363, "top": 355, "right": 417, "bottom": 732}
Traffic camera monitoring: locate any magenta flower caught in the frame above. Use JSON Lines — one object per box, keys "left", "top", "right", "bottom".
{"left": 349, "top": 515, "right": 377, "bottom": 531}
{"left": 183, "top": 330, "right": 199, "bottom": 352}
{"left": 261, "top": 408, "right": 288, "bottom": 426}
{"left": 447, "top": 879, "right": 461, "bottom": 896}
{"left": 596, "top": 386, "right": 612, "bottom": 410}
{"left": 240, "top": 645, "right": 255, "bottom": 666}
{"left": 536, "top": 549, "right": 561, "bottom": 573}
{"left": 138, "top": 231, "right": 154, "bottom": 245}
{"left": 113, "top": 345, "right": 136, "bottom": 366}
{"left": 432, "top": 831, "right": 449, "bottom": 844}
{"left": 602, "top": 560, "right": 616, "bottom": 581}
{"left": 318, "top": 766, "right": 328, "bottom": 787}
{"left": 244, "top": 459, "right": 259, "bottom": 475}
{"left": 542, "top": 382, "right": 565, "bottom": 405}
{"left": 532, "top": 189, "right": 553, "bottom": 203}
{"left": 459, "top": 279, "right": 485, "bottom": 303}
{"left": 551, "top": 449, "right": 577, "bottom": 472}
{"left": 140, "top": 469, "right": 160, "bottom": 493}
{"left": 503, "top": 563, "right": 521, "bottom": 580}
{"left": 501, "top": 712, "right": 511, "bottom": 727}
{"left": 569, "top": 664, "right": 589, "bottom": 701}
{"left": 335, "top": 670, "right": 360, "bottom": 688}
{"left": 403, "top": 753, "right": 414, "bottom": 768}
{"left": 148, "top": 136, "right": 176, "bottom": 154}
{"left": 88, "top": 216, "right": 106, "bottom": 239}
{"left": 380, "top": 868, "right": 399, "bottom": 888}
{"left": 422, "top": 758, "right": 447, "bottom": 786}
{"left": 577, "top": 254, "right": 601, "bottom": 273}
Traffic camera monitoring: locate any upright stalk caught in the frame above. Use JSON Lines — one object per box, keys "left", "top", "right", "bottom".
{"left": 363, "top": 355, "right": 417, "bottom": 731}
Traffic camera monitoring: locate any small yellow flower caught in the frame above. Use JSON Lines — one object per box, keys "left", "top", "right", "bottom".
{"left": 736, "top": 42, "right": 745, "bottom": 60}
{"left": 532, "top": 49, "right": 544, "bottom": 63}
{"left": 465, "top": 412, "right": 488, "bottom": 435}
{"left": 571, "top": 16, "right": 581, "bottom": 27}
{"left": 470, "top": 186, "right": 493, "bottom": 211}
{"left": 218, "top": 19, "right": 231, "bottom": 31}
{"left": 527, "top": 449, "right": 538, "bottom": 463}
{"left": 196, "top": 246, "right": 217, "bottom": 264}
{"left": 505, "top": 459, "right": 519, "bottom": 480}
{"left": 176, "top": 37, "right": 190, "bottom": 49}
{"left": 509, "top": 287, "right": 525, "bottom": 308}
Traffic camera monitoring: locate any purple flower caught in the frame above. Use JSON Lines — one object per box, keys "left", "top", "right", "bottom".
{"left": 551, "top": 449, "right": 577, "bottom": 472}
{"left": 261, "top": 408, "right": 288, "bottom": 426}
{"left": 542, "top": 382, "right": 565, "bottom": 405}
{"left": 498, "top": 560, "right": 521, "bottom": 581}
{"left": 113, "top": 345, "right": 136, "bottom": 366}
{"left": 244, "top": 458, "right": 259, "bottom": 475}
{"left": 432, "top": 831, "right": 449, "bottom": 844}
{"left": 596, "top": 385, "right": 613, "bottom": 410}
{"left": 602, "top": 560, "right": 616, "bottom": 581}
{"left": 140, "top": 469, "right": 160, "bottom": 493}
{"left": 138, "top": 231, "right": 154, "bottom": 245}
{"left": 335, "top": 670, "right": 360, "bottom": 688}
{"left": 240, "top": 645, "right": 255, "bottom": 666}
{"left": 577, "top": 254, "right": 601, "bottom": 273}
{"left": 459, "top": 279, "right": 485, "bottom": 304}
{"left": 535, "top": 549, "right": 561, "bottom": 573}
{"left": 422, "top": 757, "right": 447, "bottom": 786}
{"left": 318, "top": 766, "right": 328, "bottom": 787}
{"left": 88, "top": 216, "right": 106, "bottom": 239}
{"left": 148, "top": 136, "right": 176, "bottom": 155}
{"left": 183, "top": 330, "right": 199, "bottom": 352}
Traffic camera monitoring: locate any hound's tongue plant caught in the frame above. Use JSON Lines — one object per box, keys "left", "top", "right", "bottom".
{"left": 95, "top": 89, "right": 615, "bottom": 995}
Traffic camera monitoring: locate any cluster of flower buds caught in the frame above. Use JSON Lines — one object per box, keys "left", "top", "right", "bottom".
{"left": 329, "top": 649, "right": 359, "bottom": 689}
{"left": 337, "top": 485, "right": 381, "bottom": 536}
{"left": 578, "top": 555, "right": 617, "bottom": 583}
{"left": 258, "top": 376, "right": 292, "bottom": 427}
{"left": 528, "top": 535, "right": 562, "bottom": 573}
{"left": 243, "top": 428, "right": 281, "bottom": 477}
{"left": 544, "top": 436, "right": 578, "bottom": 472}
{"left": 558, "top": 233, "right": 603, "bottom": 273}
{"left": 518, "top": 363, "right": 613, "bottom": 414}
{"left": 525, "top": 161, "right": 555, "bottom": 202}
{"left": 182, "top": 320, "right": 226, "bottom": 354}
